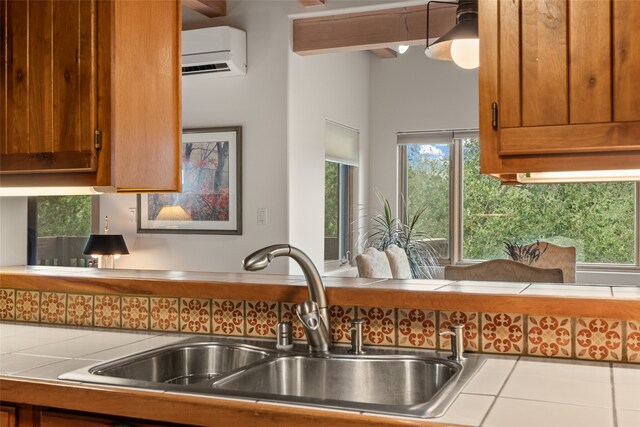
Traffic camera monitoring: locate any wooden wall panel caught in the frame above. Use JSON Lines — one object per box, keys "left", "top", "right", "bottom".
{"left": 569, "top": 0, "right": 611, "bottom": 124}
{"left": 478, "top": 0, "right": 500, "bottom": 174}
{"left": 28, "top": 0, "right": 53, "bottom": 154}
{"left": 613, "top": 0, "right": 640, "bottom": 121}
{"left": 111, "top": 0, "right": 181, "bottom": 191}
{"left": 3, "top": 0, "right": 29, "bottom": 155}
{"left": 521, "top": 0, "right": 568, "bottom": 127}
{"left": 52, "top": 0, "right": 81, "bottom": 154}
{"left": 498, "top": 0, "right": 521, "bottom": 128}
{"left": 1, "top": 1, "right": 6, "bottom": 155}
{"left": 79, "top": 0, "right": 96, "bottom": 162}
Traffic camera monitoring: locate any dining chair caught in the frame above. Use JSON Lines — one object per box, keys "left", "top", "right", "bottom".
{"left": 526, "top": 241, "right": 577, "bottom": 283}
{"left": 444, "top": 259, "right": 564, "bottom": 283}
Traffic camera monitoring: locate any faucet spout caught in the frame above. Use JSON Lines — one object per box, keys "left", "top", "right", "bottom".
{"left": 243, "top": 244, "right": 331, "bottom": 349}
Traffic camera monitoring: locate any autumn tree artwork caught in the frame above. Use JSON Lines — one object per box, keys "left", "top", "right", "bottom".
{"left": 138, "top": 127, "right": 242, "bottom": 235}
{"left": 148, "top": 140, "right": 230, "bottom": 222}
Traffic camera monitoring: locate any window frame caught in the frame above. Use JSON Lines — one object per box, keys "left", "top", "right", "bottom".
{"left": 324, "top": 161, "right": 354, "bottom": 270}
{"left": 399, "top": 130, "right": 640, "bottom": 271}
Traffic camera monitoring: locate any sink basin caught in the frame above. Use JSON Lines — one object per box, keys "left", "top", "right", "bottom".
{"left": 60, "top": 337, "right": 482, "bottom": 418}
{"left": 211, "top": 353, "right": 469, "bottom": 417}
{"left": 59, "top": 339, "right": 274, "bottom": 389}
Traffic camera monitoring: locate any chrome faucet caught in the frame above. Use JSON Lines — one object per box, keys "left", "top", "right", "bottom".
{"left": 243, "top": 244, "right": 331, "bottom": 352}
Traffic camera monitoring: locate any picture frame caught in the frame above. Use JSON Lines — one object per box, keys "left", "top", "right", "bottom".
{"left": 137, "top": 127, "right": 242, "bottom": 235}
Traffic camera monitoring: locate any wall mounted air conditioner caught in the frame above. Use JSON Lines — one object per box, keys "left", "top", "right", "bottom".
{"left": 182, "top": 26, "right": 247, "bottom": 76}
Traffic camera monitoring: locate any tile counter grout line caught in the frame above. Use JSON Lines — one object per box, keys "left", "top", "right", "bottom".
{"left": 610, "top": 363, "right": 618, "bottom": 427}
{"left": 478, "top": 355, "right": 520, "bottom": 427}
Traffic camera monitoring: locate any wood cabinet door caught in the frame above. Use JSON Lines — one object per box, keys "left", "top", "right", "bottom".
{"left": 1, "top": 0, "right": 97, "bottom": 174}
{"left": 479, "top": 0, "right": 640, "bottom": 177}
{"left": 0, "top": 406, "right": 17, "bottom": 427}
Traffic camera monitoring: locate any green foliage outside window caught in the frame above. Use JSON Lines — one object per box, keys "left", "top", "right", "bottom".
{"left": 37, "top": 196, "right": 92, "bottom": 237}
{"left": 406, "top": 138, "right": 635, "bottom": 264}
{"left": 324, "top": 161, "right": 339, "bottom": 239}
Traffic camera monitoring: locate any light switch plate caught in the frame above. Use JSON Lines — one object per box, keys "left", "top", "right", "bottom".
{"left": 258, "top": 208, "right": 267, "bottom": 225}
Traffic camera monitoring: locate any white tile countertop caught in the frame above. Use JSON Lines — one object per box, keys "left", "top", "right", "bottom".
{"left": 1, "top": 322, "right": 639, "bottom": 427}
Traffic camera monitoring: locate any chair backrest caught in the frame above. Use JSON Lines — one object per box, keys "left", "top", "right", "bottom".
{"left": 527, "top": 241, "right": 577, "bottom": 283}
{"left": 444, "top": 259, "right": 564, "bottom": 283}
{"left": 384, "top": 244, "right": 412, "bottom": 279}
{"left": 355, "top": 247, "right": 393, "bottom": 279}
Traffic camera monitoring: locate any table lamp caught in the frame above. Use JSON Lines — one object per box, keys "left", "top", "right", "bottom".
{"left": 83, "top": 216, "right": 129, "bottom": 268}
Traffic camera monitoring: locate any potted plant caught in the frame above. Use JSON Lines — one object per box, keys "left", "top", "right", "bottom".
{"left": 360, "top": 192, "right": 440, "bottom": 279}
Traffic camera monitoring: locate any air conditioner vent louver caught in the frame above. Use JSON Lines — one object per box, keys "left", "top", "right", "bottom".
{"left": 182, "top": 63, "right": 231, "bottom": 75}
{"left": 182, "top": 26, "right": 246, "bottom": 77}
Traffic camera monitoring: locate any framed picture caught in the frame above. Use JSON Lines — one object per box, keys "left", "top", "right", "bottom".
{"left": 137, "top": 127, "right": 242, "bottom": 235}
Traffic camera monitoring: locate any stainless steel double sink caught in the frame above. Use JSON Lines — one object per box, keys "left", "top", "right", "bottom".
{"left": 59, "top": 337, "right": 482, "bottom": 418}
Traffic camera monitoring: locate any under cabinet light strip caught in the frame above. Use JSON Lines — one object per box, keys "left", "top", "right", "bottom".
{"left": 517, "top": 170, "right": 640, "bottom": 184}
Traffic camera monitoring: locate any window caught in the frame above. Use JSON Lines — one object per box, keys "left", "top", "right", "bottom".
{"left": 27, "top": 196, "right": 97, "bottom": 267}
{"left": 400, "top": 132, "right": 639, "bottom": 267}
{"left": 324, "top": 161, "right": 352, "bottom": 262}
{"left": 324, "top": 120, "right": 359, "bottom": 265}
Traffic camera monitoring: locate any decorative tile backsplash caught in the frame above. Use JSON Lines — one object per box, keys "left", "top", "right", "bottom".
{"left": 0, "top": 288, "right": 638, "bottom": 363}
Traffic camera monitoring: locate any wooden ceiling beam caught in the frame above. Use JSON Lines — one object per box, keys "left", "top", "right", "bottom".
{"left": 293, "top": 4, "right": 456, "bottom": 55}
{"left": 369, "top": 48, "right": 398, "bottom": 59}
{"left": 182, "top": 0, "right": 226, "bottom": 18}
{"left": 298, "top": 0, "right": 326, "bottom": 6}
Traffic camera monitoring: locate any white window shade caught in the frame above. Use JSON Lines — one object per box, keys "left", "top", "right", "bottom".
{"left": 325, "top": 120, "right": 359, "bottom": 166}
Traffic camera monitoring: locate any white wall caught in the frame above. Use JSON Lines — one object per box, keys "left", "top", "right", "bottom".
{"left": 0, "top": 197, "right": 27, "bottom": 267}
{"left": 288, "top": 51, "right": 370, "bottom": 274}
{"left": 368, "top": 47, "right": 479, "bottom": 213}
{"left": 103, "top": 1, "right": 298, "bottom": 273}
{"left": 100, "top": 0, "right": 379, "bottom": 273}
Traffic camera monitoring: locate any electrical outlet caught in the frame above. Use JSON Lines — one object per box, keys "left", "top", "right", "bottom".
{"left": 258, "top": 208, "right": 267, "bottom": 225}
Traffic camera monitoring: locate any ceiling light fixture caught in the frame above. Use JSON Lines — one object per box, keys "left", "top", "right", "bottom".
{"left": 425, "top": 0, "right": 479, "bottom": 70}
{"left": 398, "top": 45, "right": 410, "bottom": 54}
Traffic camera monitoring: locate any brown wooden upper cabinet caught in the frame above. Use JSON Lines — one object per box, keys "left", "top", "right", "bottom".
{"left": 479, "top": 0, "right": 640, "bottom": 182}
{"left": 0, "top": 0, "right": 181, "bottom": 192}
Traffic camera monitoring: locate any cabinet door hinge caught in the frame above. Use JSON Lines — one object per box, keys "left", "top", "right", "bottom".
{"left": 94, "top": 130, "right": 102, "bottom": 150}
{"left": 491, "top": 102, "right": 498, "bottom": 130}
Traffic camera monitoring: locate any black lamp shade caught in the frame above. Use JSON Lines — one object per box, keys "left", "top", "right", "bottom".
{"left": 425, "top": 18, "right": 478, "bottom": 61}
{"left": 83, "top": 234, "right": 129, "bottom": 256}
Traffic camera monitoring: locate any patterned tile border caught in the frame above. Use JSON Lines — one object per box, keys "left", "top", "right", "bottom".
{"left": 359, "top": 306, "right": 396, "bottom": 346}
{"left": 527, "top": 315, "right": 572, "bottom": 358}
{"left": 67, "top": 294, "right": 94, "bottom": 327}
{"left": 329, "top": 305, "right": 354, "bottom": 344}
{"left": 575, "top": 317, "right": 623, "bottom": 361}
{"left": 0, "top": 288, "right": 15, "bottom": 320}
{"left": 15, "top": 290, "right": 39, "bottom": 323}
{"left": 94, "top": 295, "right": 121, "bottom": 328}
{"left": 40, "top": 292, "right": 66, "bottom": 324}
{"left": 1, "top": 288, "right": 638, "bottom": 363}
{"left": 627, "top": 320, "right": 640, "bottom": 363}
{"left": 151, "top": 297, "right": 179, "bottom": 332}
{"left": 212, "top": 299, "right": 244, "bottom": 336}
{"left": 397, "top": 308, "right": 436, "bottom": 349}
{"left": 122, "top": 296, "right": 149, "bottom": 330}
{"left": 481, "top": 313, "right": 524, "bottom": 354}
{"left": 245, "top": 300, "right": 278, "bottom": 338}
{"left": 180, "top": 298, "right": 210, "bottom": 334}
